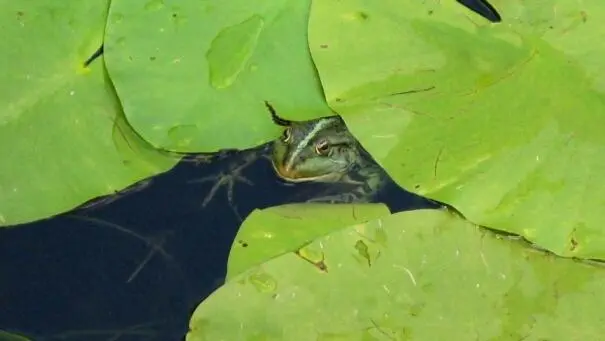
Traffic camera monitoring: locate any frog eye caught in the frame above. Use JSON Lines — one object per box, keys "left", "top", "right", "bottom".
{"left": 281, "top": 127, "right": 292, "bottom": 143}
{"left": 315, "top": 140, "right": 330, "bottom": 155}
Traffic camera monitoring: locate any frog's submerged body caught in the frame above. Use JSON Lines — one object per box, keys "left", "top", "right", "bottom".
{"left": 266, "top": 102, "right": 387, "bottom": 204}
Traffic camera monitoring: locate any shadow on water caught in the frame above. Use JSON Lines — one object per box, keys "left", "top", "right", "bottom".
{"left": 0, "top": 147, "right": 439, "bottom": 341}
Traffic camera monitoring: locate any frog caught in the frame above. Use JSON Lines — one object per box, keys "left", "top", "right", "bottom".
{"left": 265, "top": 101, "right": 388, "bottom": 203}
{"left": 191, "top": 101, "right": 388, "bottom": 211}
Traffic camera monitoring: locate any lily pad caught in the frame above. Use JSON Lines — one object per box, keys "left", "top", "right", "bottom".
{"left": 188, "top": 208, "right": 605, "bottom": 340}
{"left": 227, "top": 203, "right": 390, "bottom": 279}
{"left": 0, "top": 0, "right": 175, "bottom": 226}
{"left": 104, "top": 0, "right": 331, "bottom": 152}
{"left": 308, "top": 0, "right": 605, "bottom": 258}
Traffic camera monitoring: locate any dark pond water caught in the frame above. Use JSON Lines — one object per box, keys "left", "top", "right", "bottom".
{"left": 0, "top": 147, "right": 439, "bottom": 341}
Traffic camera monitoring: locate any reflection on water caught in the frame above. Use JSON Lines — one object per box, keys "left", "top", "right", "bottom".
{"left": 0, "top": 149, "right": 438, "bottom": 341}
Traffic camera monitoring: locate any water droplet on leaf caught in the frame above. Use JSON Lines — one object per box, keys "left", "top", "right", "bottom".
{"left": 112, "top": 13, "right": 124, "bottom": 24}
{"left": 144, "top": 0, "right": 164, "bottom": 11}
{"left": 248, "top": 272, "right": 277, "bottom": 293}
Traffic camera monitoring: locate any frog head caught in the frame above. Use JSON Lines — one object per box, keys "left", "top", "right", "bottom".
{"left": 265, "top": 101, "right": 362, "bottom": 183}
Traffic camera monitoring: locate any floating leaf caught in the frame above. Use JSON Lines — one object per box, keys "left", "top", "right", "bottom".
{"left": 227, "top": 203, "right": 390, "bottom": 279}
{"left": 0, "top": 0, "right": 174, "bottom": 226}
{"left": 188, "top": 209, "right": 605, "bottom": 340}
{"left": 104, "top": 0, "right": 330, "bottom": 152}
{"left": 308, "top": 0, "right": 605, "bottom": 259}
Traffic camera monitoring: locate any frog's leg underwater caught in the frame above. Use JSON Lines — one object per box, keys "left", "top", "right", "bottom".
{"left": 66, "top": 215, "right": 181, "bottom": 284}
{"left": 188, "top": 144, "right": 270, "bottom": 221}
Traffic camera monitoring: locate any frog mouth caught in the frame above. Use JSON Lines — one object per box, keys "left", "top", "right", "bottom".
{"left": 272, "top": 162, "right": 306, "bottom": 182}
{"left": 271, "top": 161, "right": 332, "bottom": 183}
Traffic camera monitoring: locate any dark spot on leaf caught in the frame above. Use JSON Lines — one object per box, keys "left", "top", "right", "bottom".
{"left": 355, "top": 240, "right": 371, "bottom": 267}
{"left": 172, "top": 13, "right": 178, "bottom": 18}
{"left": 358, "top": 11, "right": 369, "bottom": 20}
{"left": 316, "top": 260, "right": 328, "bottom": 272}
{"left": 335, "top": 98, "right": 343, "bottom": 102}
{"left": 320, "top": 44, "right": 328, "bottom": 49}
{"left": 238, "top": 240, "right": 248, "bottom": 248}
{"left": 570, "top": 237, "right": 578, "bottom": 251}
{"left": 149, "top": 56, "right": 156, "bottom": 61}
{"left": 428, "top": 10, "right": 433, "bottom": 15}
{"left": 409, "top": 302, "right": 425, "bottom": 317}
{"left": 414, "top": 184, "right": 420, "bottom": 189}
{"left": 17, "top": 11, "right": 25, "bottom": 17}
{"left": 549, "top": 25, "right": 554, "bottom": 29}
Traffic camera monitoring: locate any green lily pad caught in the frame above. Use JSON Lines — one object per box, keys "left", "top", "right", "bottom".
{"left": 188, "top": 209, "right": 605, "bottom": 340}
{"left": 104, "top": 0, "right": 331, "bottom": 152}
{"left": 227, "top": 203, "right": 390, "bottom": 279}
{"left": 0, "top": 0, "right": 175, "bottom": 226}
{"left": 308, "top": 1, "right": 605, "bottom": 258}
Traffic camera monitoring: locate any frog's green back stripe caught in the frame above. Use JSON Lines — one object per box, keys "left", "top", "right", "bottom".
{"left": 284, "top": 118, "right": 333, "bottom": 170}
